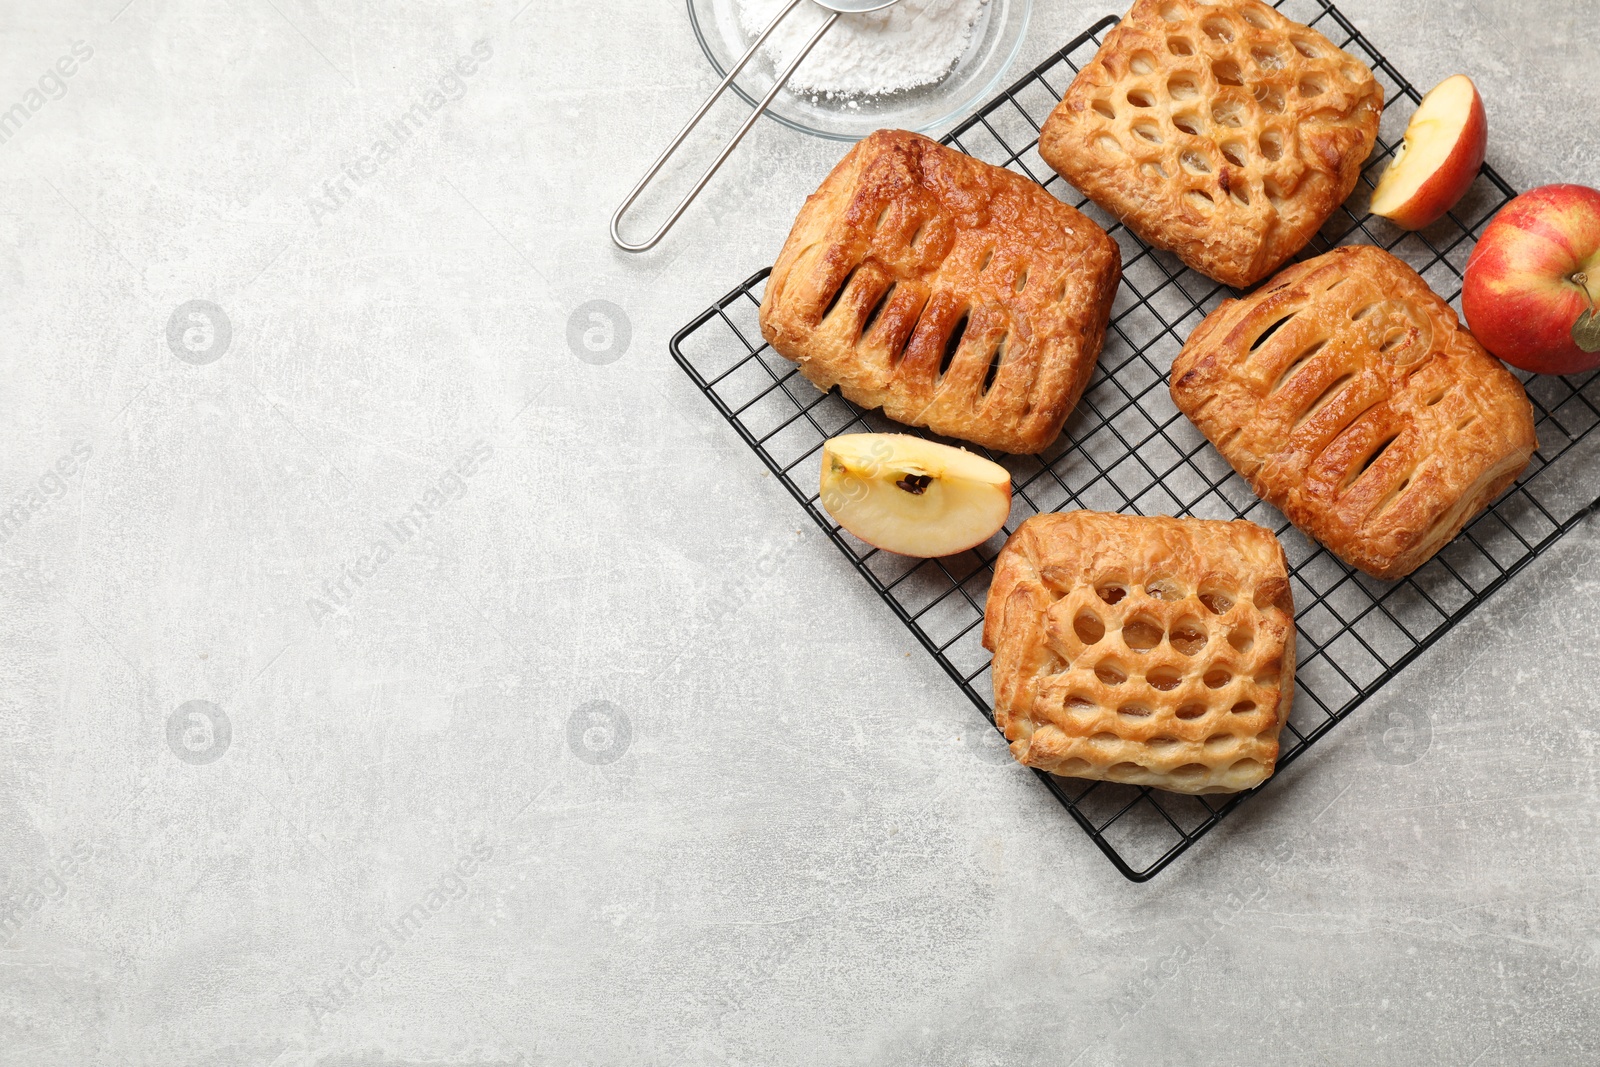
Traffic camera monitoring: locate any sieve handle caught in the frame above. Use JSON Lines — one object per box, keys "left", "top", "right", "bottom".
{"left": 610, "top": 0, "right": 839, "bottom": 253}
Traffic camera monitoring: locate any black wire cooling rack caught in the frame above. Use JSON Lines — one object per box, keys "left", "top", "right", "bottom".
{"left": 670, "top": 0, "right": 1600, "bottom": 880}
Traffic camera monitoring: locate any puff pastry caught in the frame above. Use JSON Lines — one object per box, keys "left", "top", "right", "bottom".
{"left": 983, "top": 511, "right": 1295, "bottom": 794}
{"left": 1038, "top": 0, "right": 1383, "bottom": 287}
{"left": 759, "top": 129, "right": 1122, "bottom": 455}
{"left": 1171, "top": 245, "right": 1538, "bottom": 580}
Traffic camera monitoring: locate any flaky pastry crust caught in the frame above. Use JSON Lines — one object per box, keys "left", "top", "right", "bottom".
{"left": 1038, "top": 0, "right": 1382, "bottom": 287}
{"left": 983, "top": 511, "right": 1295, "bottom": 794}
{"left": 759, "top": 129, "right": 1121, "bottom": 455}
{"left": 1171, "top": 245, "right": 1538, "bottom": 580}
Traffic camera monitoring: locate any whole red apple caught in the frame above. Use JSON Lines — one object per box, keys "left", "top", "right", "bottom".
{"left": 1463, "top": 183, "right": 1600, "bottom": 375}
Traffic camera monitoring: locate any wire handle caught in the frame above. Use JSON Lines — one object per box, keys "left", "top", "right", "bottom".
{"left": 610, "top": 0, "right": 839, "bottom": 253}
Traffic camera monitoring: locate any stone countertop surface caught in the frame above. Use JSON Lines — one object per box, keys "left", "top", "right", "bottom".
{"left": 2, "top": 1, "right": 1598, "bottom": 1064}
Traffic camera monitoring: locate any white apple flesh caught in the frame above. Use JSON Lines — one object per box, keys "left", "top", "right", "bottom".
{"left": 1369, "top": 74, "right": 1487, "bottom": 230}
{"left": 819, "top": 434, "right": 1012, "bottom": 558}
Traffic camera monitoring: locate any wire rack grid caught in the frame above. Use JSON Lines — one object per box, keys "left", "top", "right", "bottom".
{"left": 669, "top": 0, "right": 1600, "bottom": 881}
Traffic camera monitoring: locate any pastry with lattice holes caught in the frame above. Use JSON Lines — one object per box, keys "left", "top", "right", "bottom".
{"left": 1037, "top": 0, "right": 1383, "bottom": 287}
{"left": 759, "top": 129, "right": 1122, "bottom": 455}
{"left": 983, "top": 511, "right": 1295, "bottom": 794}
{"left": 1171, "top": 245, "right": 1538, "bottom": 580}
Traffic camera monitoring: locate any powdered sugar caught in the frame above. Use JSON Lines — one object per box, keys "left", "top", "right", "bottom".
{"left": 736, "top": 0, "right": 990, "bottom": 97}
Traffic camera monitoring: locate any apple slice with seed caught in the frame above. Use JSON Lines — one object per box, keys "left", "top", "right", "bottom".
{"left": 819, "top": 434, "right": 1011, "bottom": 558}
{"left": 1370, "top": 74, "right": 1487, "bottom": 230}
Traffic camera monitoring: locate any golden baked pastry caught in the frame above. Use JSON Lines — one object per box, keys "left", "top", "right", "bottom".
{"left": 1038, "top": 0, "right": 1383, "bottom": 287}
{"left": 759, "top": 129, "right": 1121, "bottom": 455}
{"left": 1170, "top": 245, "right": 1538, "bottom": 580}
{"left": 983, "top": 511, "right": 1295, "bottom": 794}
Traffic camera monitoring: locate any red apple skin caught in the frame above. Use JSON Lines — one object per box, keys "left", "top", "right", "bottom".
{"left": 1464, "top": 184, "right": 1600, "bottom": 375}
{"left": 1377, "top": 77, "right": 1487, "bottom": 230}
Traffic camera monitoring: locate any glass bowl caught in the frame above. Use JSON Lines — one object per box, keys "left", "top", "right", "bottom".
{"left": 687, "top": 0, "right": 1033, "bottom": 142}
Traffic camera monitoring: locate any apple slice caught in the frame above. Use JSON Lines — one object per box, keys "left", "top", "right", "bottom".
{"left": 1370, "top": 74, "right": 1487, "bottom": 230}
{"left": 819, "top": 433, "right": 1011, "bottom": 558}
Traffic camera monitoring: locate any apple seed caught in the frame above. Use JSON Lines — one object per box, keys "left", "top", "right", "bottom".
{"left": 895, "top": 473, "right": 933, "bottom": 495}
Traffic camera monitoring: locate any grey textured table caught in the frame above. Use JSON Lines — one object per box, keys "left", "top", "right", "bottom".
{"left": 2, "top": 2, "right": 1597, "bottom": 1064}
